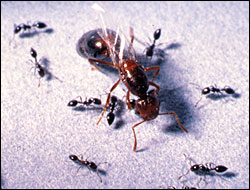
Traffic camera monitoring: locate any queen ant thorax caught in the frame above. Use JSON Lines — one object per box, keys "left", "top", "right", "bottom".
{"left": 178, "top": 154, "right": 228, "bottom": 186}
{"left": 190, "top": 83, "right": 236, "bottom": 107}
{"left": 91, "top": 3, "right": 188, "bottom": 151}
{"left": 69, "top": 154, "right": 107, "bottom": 183}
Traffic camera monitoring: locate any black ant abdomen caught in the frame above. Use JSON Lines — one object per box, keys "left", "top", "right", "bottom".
{"left": 106, "top": 112, "right": 115, "bottom": 125}
{"left": 214, "top": 165, "right": 228, "bottom": 173}
{"left": 32, "top": 22, "right": 47, "bottom": 29}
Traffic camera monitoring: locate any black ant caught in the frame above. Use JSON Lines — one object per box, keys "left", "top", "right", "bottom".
{"left": 144, "top": 29, "right": 161, "bottom": 59}
{"left": 10, "top": 22, "right": 47, "bottom": 46}
{"left": 14, "top": 21, "right": 47, "bottom": 35}
{"left": 28, "top": 48, "right": 62, "bottom": 87}
{"left": 178, "top": 154, "right": 228, "bottom": 186}
{"left": 69, "top": 154, "right": 107, "bottom": 183}
{"left": 90, "top": 4, "right": 188, "bottom": 151}
{"left": 190, "top": 83, "right": 236, "bottom": 107}
{"left": 29, "top": 48, "right": 46, "bottom": 87}
{"left": 106, "top": 96, "right": 118, "bottom": 125}
{"left": 68, "top": 96, "right": 102, "bottom": 107}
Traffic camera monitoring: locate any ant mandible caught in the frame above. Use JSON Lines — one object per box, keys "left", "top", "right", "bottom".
{"left": 69, "top": 154, "right": 107, "bottom": 183}
{"left": 68, "top": 96, "right": 102, "bottom": 107}
{"left": 178, "top": 154, "right": 228, "bottom": 186}
{"left": 190, "top": 83, "right": 236, "bottom": 107}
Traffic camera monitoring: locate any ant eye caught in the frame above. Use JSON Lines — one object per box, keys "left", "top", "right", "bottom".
{"left": 107, "top": 112, "right": 115, "bottom": 125}
{"left": 68, "top": 100, "right": 78, "bottom": 107}
{"left": 215, "top": 165, "right": 228, "bottom": 173}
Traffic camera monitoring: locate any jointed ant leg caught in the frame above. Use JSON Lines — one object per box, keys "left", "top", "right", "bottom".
{"left": 97, "top": 78, "right": 121, "bottom": 125}
{"left": 144, "top": 66, "right": 160, "bottom": 82}
{"left": 132, "top": 120, "right": 146, "bottom": 152}
{"left": 126, "top": 90, "right": 132, "bottom": 109}
{"left": 149, "top": 81, "right": 160, "bottom": 95}
{"left": 158, "top": 112, "right": 188, "bottom": 133}
{"left": 88, "top": 58, "right": 116, "bottom": 70}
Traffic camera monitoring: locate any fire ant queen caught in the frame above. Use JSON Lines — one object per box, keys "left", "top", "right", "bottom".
{"left": 90, "top": 3, "right": 188, "bottom": 151}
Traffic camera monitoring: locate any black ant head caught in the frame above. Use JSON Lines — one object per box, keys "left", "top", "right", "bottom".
{"left": 154, "top": 29, "right": 161, "bottom": 40}
{"left": 215, "top": 165, "right": 228, "bottom": 173}
{"left": 107, "top": 112, "right": 115, "bottom": 125}
{"left": 191, "top": 164, "right": 200, "bottom": 172}
{"left": 110, "top": 96, "right": 117, "bottom": 104}
{"left": 202, "top": 87, "right": 210, "bottom": 95}
{"left": 129, "top": 99, "right": 136, "bottom": 109}
{"left": 30, "top": 48, "right": 37, "bottom": 59}
{"left": 69, "top": 155, "right": 78, "bottom": 161}
{"left": 14, "top": 24, "right": 22, "bottom": 34}
{"left": 68, "top": 100, "right": 78, "bottom": 107}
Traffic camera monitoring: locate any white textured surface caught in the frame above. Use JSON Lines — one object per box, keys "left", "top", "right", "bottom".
{"left": 1, "top": 1, "right": 249, "bottom": 189}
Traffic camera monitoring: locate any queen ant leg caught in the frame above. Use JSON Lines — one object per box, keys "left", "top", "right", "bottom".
{"left": 149, "top": 81, "right": 160, "bottom": 95}
{"left": 97, "top": 78, "right": 121, "bottom": 125}
{"left": 158, "top": 112, "right": 188, "bottom": 133}
{"left": 126, "top": 90, "right": 132, "bottom": 109}
{"left": 132, "top": 120, "right": 147, "bottom": 151}
{"left": 144, "top": 66, "right": 160, "bottom": 82}
{"left": 88, "top": 58, "right": 116, "bottom": 70}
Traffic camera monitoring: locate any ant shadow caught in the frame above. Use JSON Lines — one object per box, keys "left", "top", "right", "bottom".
{"left": 39, "top": 57, "right": 62, "bottom": 83}
{"left": 206, "top": 92, "right": 241, "bottom": 101}
{"left": 19, "top": 28, "right": 54, "bottom": 38}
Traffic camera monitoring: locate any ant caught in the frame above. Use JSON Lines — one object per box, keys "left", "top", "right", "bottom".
{"left": 14, "top": 21, "right": 47, "bottom": 35}
{"left": 190, "top": 83, "right": 236, "bottom": 107}
{"left": 28, "top": 48, "right": 62, "bottom": 87}
{"left": 10, "top": 21, "right": 47, "bottom": 46}
{"left": 68, "top": 96, "right": 102, "bottom": 107}
{"left": 106, "top": 96, "right": 118, "bottom": 125}
{"left": 90, "top": 3, "right": 188, "bottom": 151}
{"left": 69, "top": 154, "right": 107, "bottom": 183}
{"left": 178, "top": 154, "right": 228, "bottom": 186}
{"left": 144, "top": 28, "right": 161, "bottom": 59}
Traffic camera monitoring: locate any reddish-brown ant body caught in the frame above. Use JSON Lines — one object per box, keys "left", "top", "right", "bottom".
{"left": 69, "top": 154, "right": 107, "bottom": 183}
{"left": 90, "top": 3, "right": 188, "bottom": 151}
